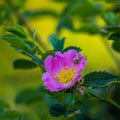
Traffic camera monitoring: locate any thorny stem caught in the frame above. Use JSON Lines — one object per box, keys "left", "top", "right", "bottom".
{"left": 4, "top": 0, "right": 48, "bottom": 50}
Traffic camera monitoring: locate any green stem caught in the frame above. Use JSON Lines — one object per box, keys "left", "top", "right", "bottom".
{"left": 88, "top": 91, "right": 120, "bottom": 109}
{"left": 4, "top": 0, "right": 48, "bottom": 51}
{"left": 105, "top": 85, "right": 120, "bottom": 109}
{"left": 15, "top": 11, "right": 48, "bottom": 50}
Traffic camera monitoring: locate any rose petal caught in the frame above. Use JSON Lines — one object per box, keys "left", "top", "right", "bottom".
{"left": 44, "top": 55, "right": 62, "bottom": 75}
{"left": 62, "top": 50, "right": 77, "bottom": 67}
{"left": 43, "top": 50, "right": 87, "bottom": 92}
{"left": 42, "top": 72, "right": 63, "bottom": 92}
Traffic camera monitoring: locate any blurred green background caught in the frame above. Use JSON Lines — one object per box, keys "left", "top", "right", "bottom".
{"left": 0, "top": 0, "right": 120, "bottom": 119}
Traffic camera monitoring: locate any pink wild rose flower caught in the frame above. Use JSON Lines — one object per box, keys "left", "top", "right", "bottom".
{"left": 42, "top": 49, "right": 87, "bottom": 92}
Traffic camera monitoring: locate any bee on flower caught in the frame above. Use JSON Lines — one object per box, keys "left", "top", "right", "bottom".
{"left": 42, "top": 49, "right": 87, "bottom": 92}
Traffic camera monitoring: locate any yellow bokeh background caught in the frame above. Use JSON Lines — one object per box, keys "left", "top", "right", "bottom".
{"left": 0, "top": 0, "right": 120, "bottom": 110}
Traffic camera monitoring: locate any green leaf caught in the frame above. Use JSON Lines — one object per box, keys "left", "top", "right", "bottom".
{"left": 64, "top": 93, "right": 75, "bottom": 106}
{"left": 1, "top": 34, "right": 41, "bottom": 57}
{"left": 65, "top": 109, "right": 81, "bottom": 118}
{"left": 1, "top": 34, "right": 26, "bottom": 50}
{"left": 0, "top": 111, "right": 21, "bottom": 120}
{"left": 0, "top": 109, "right": 4, "bottom": 114}
{"left": 57, "top": 17, "right": 74, "bottom": 33}
{"left": 0, "top": 99, "right": 10, "bottom": 109}
{"left": 13, "top": 59, "right": 38, "bottom": 69}
{"left": 105, "top": 0, "right": 118, "bottom": 3}
{"left": 68, "top": 0, "right": 101, "bottom": 18}
{"left": 63, "top": 46, "right": 81, "bottom": 52}
{"left": 83, "top": 71, "right": 118, "bottom": 88}
{"left": 15, "top": 88, "right": 44, "bottom": 104}
{"left": 24, "top": 52, "right": 44, "bottom": 65}
{"left": 76, "top": 23, "right": 99, "bottom": 34}
{"left": 49, "top": 35, "right": 65, "bottom": 51}
{"left": 24, "top": 9, "right": 58, "bottom": 18}
{"left": 0, "top": 6, "right": 13, "bottom": 25}
{"left": 107, "top": 33, "right": 120, "bottom": 52}
{"left": 53, "top": 0, "right": 77, "bottom": 3}
{"left": 12, "top": 0, "right": 26, "bottom": 10}
{"left": 43, "top": 94, "right": 58, "bottom": 106}
{"left": 42, "top": 50, "right": 55, "bottom": 60}
{"left": 65, "top": 103, "right": 89, "bottom": 119}
{"left": 108, "top": 33, "right": 120, "bottom": 41}
{"left": 102, "top": 12, "right": 119, "bottom": 25}
{"left": 49, "top": 104, "right": 66, "bottom": 117}
{"left": 2, "top": 25, "right": 41, "bottom": 55}
{"left": 4, "top": 25, "right": 27, "bottom": 38}
{"left": 112, "top": 40, "right": 120, "bottom": 52}
{"left": 65, "top": 105, "right": 82, "bottom": 118}
{"left": 104, "top": 26, "right": 120, "bottom": 32}
{"left": 102, "top": 81, "right": 120, "bottom": 87}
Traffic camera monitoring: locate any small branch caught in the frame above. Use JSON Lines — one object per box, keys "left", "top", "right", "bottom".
{"left": 88, "top": 91, "right": 120, "bottom": 109}
{"left": 4, "top": 0, "right": 48, "bottom": 50}
{"left": 15, "top": 11, "right": 48, "bottom": 50}
{"left": 83, "top": 87, "right": 120, "bottom": 109}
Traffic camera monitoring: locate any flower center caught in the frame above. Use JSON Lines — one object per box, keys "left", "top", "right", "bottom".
{"left": 55, "top": 67, "right": 76, "bottom": 84}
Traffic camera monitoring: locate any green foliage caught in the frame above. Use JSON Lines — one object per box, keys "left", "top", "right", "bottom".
{"left": 0, "top": 99, "right": 10, "bottom": 109}
{"left": 104, "top": 26, "right": 120, "bottom": 53}
{"left": 108, "top": 33, "right": 120, "bottom": 41}
{"left": 0, "top": 108, "right": 4, "bottom": 114}
{"left": 64, "top": 93, "right": 75, "bottom": 106}
{"left": 108, "top": 32, "right": 120, "bottom": 52}
{"left": 13, "top": 59, "right": 38, "bottom": 69}
{"left": 2, "top": 25, "right": 39, "bottom": 54}
{"left": 49, "top": 104, "right": 66, "bottom": 117}
{"left": 4, "top": 25, "right": 27, "bottom": 38}
{"left": 55, "top": 0, "right": 103, "bottom": 34}
{"left": 0, "top": 111, "right": 22, "bottom": 120}
{"left": 0, "top": 98, "right": 21, "bottom": 120}
{"left": 1, "top": 25, "right": 44, "bottom": 66}
{"left": 11, "top": 0, "right": 26, "bottom": 10}
{"left": 63, "top": 46, "right": 81, "bottom": 53}
{"left": 65, "top": 102, "right": 82, "bottom": 118}
{"left": 57, "top": 17, "right": 74, "bottom": 33}
{"left": 83, "top": 71, "right": 118, "bottom": 88}
{"left": 49, "top": 35, "right": 65, "bottom": 51}
{"left": 24, "top": 52, "right": 44, "bottom": 65}
{"left": 43, "top": 94, "right": 58, "bottom": 106}
{"left": 15, "top": 87, "right": 45, "bottom": 104}
{"left": 102, "top": 12, "right": 119, "bottom": 25}
{"left": 65, "top": 109, "right": 81, "bottom": 118}
{"left": 24, "top": 9, "right": 58, "bottom": 18}
{"left": 1, "top": 0, "right": 120, "bottom": 120}
{"left": 103, "top": 80, "right": 120, "bottom": 87}
{"left": 0, "top": 5, "right": 12, "bottom": 25}
{"left": 1, "top": 34, "right": 26, "bottom": 50}
{"left": 105, "top": 0, "right": 119, "bottom": 3}
{"left": 112, "top": 40, "right": 120, "bottom": 52}
{"left": 42, "top": 50, "right": 55, "bottom": 60}
{"left": 104, "top": 26, "right": 120, "bottom": 33}
{"left": 52, "top": 0, "right": 76, "bottom": 3}
{"left": 68, "top": 0, "right": 102, "bottom": 18}
{"left": 76, "top": 23, "right": 99, "bottom": 34}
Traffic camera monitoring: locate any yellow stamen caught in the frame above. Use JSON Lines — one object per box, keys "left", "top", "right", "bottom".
{"left": 55, "top": 68, "right": 76, "bottom": 84}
